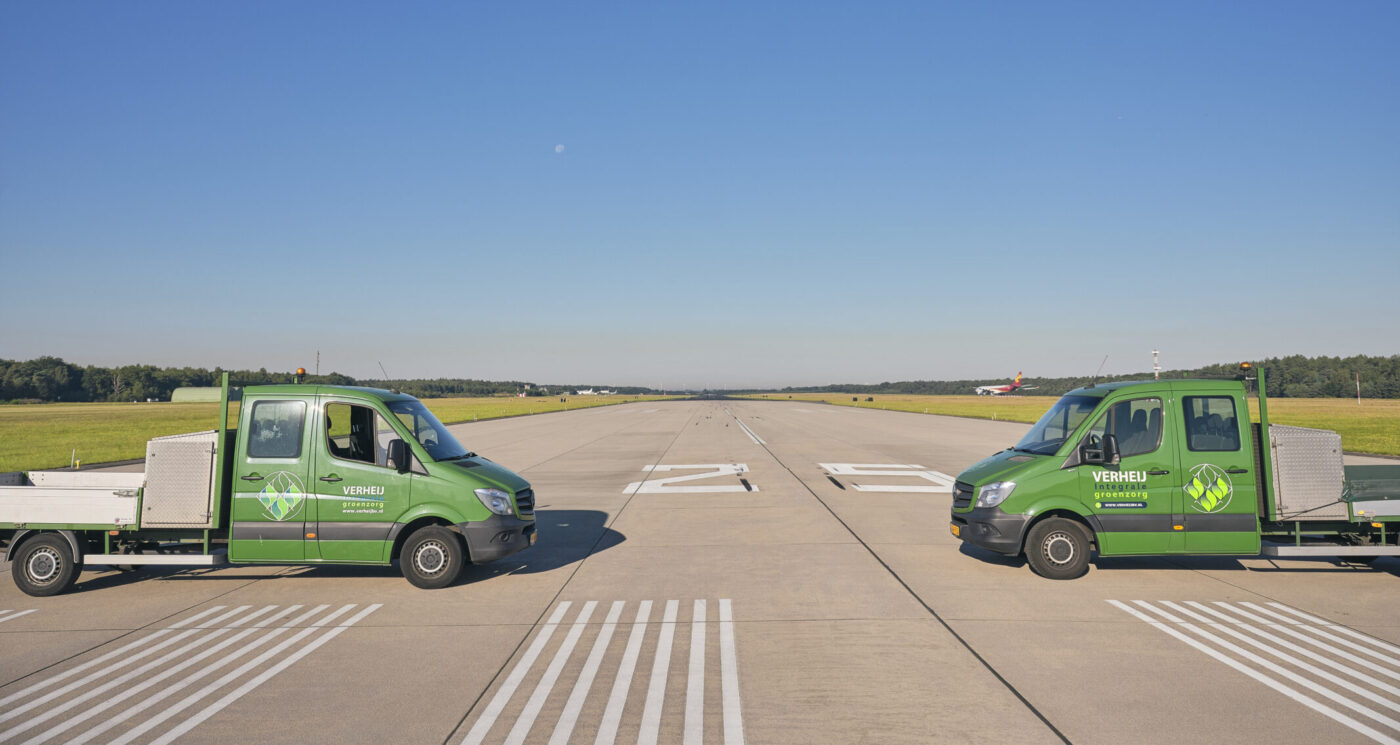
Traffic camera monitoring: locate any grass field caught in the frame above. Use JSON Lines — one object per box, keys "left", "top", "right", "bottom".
{"left": 742, "top": 393, "right": 1400, "bottom": 456}
{"left": 0, "top": 395, "right": 673, "bottom": 472}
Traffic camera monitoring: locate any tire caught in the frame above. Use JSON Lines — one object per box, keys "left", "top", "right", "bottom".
{"left": 1025, "top": 518, "right": 1092, "bottom": 580}
{"left": 12, "top": 534, "right": 79, "bottom": 597}
{"left": 401, "top": 526, "right": 464, "bottom": 589}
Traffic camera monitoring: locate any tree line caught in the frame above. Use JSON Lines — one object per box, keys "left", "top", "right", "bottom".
{"left": 0, "top": 357, "right": 655, "bottom": 403}
{"left": 3, "top": 354, "right": 1396, "bottom": 403}
{"left": 768, "top": 354, "right": 1400, "bottom": 399}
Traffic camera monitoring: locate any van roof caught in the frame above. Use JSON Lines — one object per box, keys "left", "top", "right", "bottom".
{"left": 240, "top": 384, "right": 418, "bottom": 402}
{"left": 1068, "top": 378, "right": 1244, "bottom": 396}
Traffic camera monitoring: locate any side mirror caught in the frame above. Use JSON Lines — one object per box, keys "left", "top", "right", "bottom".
{"left": 1102, "top": 434, "right": 1121, "bottom": 465}
{"left": 388, "top": 439, "right": 410, "bottom": 474}
{"left": 1081, "top": 439, "right": 1105, "bottom": 465}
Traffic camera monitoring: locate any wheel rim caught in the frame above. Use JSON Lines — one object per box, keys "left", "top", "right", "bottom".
{"left": 1042, "top": 532, "right": 1077, "bottom": 566}
{"left": 413, "top": 541, "right": 447, "bottom": 576}
{"left": 26, "top": 547, "right": 61, "bottom": 584}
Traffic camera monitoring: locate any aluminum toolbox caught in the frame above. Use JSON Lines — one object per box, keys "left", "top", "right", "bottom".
{"left": 1268, "top": 425, "right": 1347, "bottom": 521}
{"left": 141, "top": 430, "right": 219, "bottom": 528}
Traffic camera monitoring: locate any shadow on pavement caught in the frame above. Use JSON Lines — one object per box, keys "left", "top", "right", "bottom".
{"left": 957, "top": 542, "right": 1400, "bottom": 578}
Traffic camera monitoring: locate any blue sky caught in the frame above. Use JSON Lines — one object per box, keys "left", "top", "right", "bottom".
{"left": 2, "top": 2, "right": 1396, "bottom": 388}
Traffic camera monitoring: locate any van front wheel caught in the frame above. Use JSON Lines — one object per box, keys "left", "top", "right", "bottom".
{"left": 401, "top": 526, "right": 464, "bottom": 589}
{"left": 1025, "top": 518, "right": 1091, "bottom": 580}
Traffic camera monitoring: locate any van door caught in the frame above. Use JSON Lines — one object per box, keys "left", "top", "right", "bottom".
{"left": 229, "top": 396, "right": 313, "bottom": 562}
{"left": 312, "top": 399, "right": 411, "bottom": 562}
{"left": 1077, "top": 396, "right": 1179, "bottom": 554}
{"left": 1177, "top": 394, "right": 1261, "bottom": 554}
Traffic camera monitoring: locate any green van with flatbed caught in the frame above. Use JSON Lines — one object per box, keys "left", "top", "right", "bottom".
{"left": 1, "top": 374, "right": 536, "bottom": 595}
{"left": 950, "top": 368, "right": 1399, "bottom": 578}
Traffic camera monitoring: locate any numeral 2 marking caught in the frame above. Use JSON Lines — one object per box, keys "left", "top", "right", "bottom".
{"left": 625, "top": 464, "right": 757, "bottom": 494}
{"left": 818, "top": 463, "right": 955, "bottom": 493}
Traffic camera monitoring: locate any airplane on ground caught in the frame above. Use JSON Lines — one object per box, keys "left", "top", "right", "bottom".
{"left": 975, "top": 372, "right": 1038, "bottom": 396}
{"left": 576, "top": 388, "right": 596, "bottom": 395}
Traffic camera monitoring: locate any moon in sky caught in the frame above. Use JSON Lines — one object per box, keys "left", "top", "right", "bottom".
{"left": 555, "top": 144, "right": 565, "bottom": 153}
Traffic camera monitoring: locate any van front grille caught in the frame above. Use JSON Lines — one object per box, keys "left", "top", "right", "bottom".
{"left": 953, "top": 481, "right": 974, "bottom": 509}
{"left": 514, "top": 488, "right": 535, "bottom": 516}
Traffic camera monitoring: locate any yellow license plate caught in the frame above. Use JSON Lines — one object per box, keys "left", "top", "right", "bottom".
{"left": 949, "top": 523, "right": 960, "bottom": 537}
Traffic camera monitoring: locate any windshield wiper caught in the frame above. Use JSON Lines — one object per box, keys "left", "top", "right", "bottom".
{"left": 437, "top": 452, "right": 476, "bottom": 462}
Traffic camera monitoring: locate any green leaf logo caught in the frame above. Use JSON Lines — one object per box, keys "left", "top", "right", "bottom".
{"left": 1185, "top": 465, "right": 1233, "bottom": 513}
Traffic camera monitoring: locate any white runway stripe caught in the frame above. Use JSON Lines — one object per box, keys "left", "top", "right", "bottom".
{"left": 1112, "top": 600, "right": 1400, "bottom": 745}
{"left": 594, "top": 601, "right": 652, "bottom": 745}
{"left": 464, "top": 599, "right": 745, "bottom": 745}
{"left": 0, "top": 603, "right": 376, "bottom": 745}
{"left": 462, "top": 602, "right": 574, "bottom": 745}
{"left": 0, "top": 610, "right": 35, "bottom": 625}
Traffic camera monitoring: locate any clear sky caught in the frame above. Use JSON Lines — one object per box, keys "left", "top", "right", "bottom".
{"left": 2, "top": 2, "right": 1396, "bottom": 388}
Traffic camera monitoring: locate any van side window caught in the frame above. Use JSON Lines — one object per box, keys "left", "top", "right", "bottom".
{"left": 1082, "top": 398, "right": 1163, "bottom": 458}
{"left": 1183, "top": 396, "right": 1240, "bottom": 451}
{"left": 247, "top": 400, "right": 306, "bottom": 459}
{"left": 326, "top": 403, "right": 393, "bottom": 467}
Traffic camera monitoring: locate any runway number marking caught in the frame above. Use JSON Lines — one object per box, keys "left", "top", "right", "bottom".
{"left": 819, "top": 463, "right": 956, "bottom": 493}
{"left": 625, "top": 464, "right": 757, "bottom": 494}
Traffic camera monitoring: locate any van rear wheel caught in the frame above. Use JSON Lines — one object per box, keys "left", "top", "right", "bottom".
{"left": 401, "top": 526, "right": 464, "bottom": 589}
{"left": 13, "top": 534, "right": 80, "bottom": 597}
{"left": 1026, "top": 518, "right": 1091, "bottom": 580}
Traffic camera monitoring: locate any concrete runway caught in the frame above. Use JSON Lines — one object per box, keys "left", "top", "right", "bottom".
{"left": 2, "top": 400, "right": 1398, "bottom": 745}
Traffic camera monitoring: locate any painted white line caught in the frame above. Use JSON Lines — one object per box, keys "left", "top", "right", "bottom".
{"left": 684, "top": 599, "right": 707, "bottom": 745}
{"left": 719, "top": 599, "right": 745, "bottom": 745}
{"left": 1110, "top": 601, "right": 1400, "bottom": 745}
{"left": 550, "top": 601, "right": 625, "bottom": 745}
{"left": 0, "top": 627, "right": 242, "bottom": 741}
{"left": 194, "top": 604, "right": 254, "bottom": 628}
{"left": 1267, "top": 602, "right": 1400, "bottom": 658}
{"left": 637, "top": 600, "right": 680, "bottom": 745}
{"left": 0, "top": 626, "right": 213, "bottom": 724}
{"left": 1161, "top": 601, "right": 1400, "bottom": 716}
{"left": 1135, "top": 601, "right": 1400, "bottom": 730}
{"left": 0, "top": 628, "right": 176, "bottom": 707}
{"left": 504, "top": 601, "right": 599, "bottom": 745}
{"left": 147, "top": 604, "right": 381, "bottom": 745}
{"left": 461, "top": 602, "right": 573, "bottom": 745}
{"left": 62, "top": 606, "right": 310, "bottom": 745}
{"left": 166, "top": 605, "right": 229, "bottom": 629}
{"left": 0, "top": 609, "right": 36, "bottom": 624}
{"left": 107, "top": 604, "right": 360, "bottom": 745}
{"left": 1241, "top": 602, "right": 1400, "bottom": 668}
{"left": 593, "top": 601, "right": 652, "bottom": 745}
{"left": 1186, "top": 602, "right": 1400, "bottom": 698}
{"left": 1213, "top": 602, "right": 1400, "bottom": 683}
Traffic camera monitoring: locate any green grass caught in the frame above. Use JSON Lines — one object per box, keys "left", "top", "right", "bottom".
{"left": 0, "top": 395, "right": 674, "bottom": 472}
{"left": 741, "top": 393, "right": 1400, "bottom": 456}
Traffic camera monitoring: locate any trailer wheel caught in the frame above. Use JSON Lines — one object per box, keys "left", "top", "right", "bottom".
{"left": 401, "top": 526, "right": 463, "bottom": 589}
{"left": 12, "top": 534, "right": 80, "bottom": 597}
{"left": 1025, "top": 518, "right": 1091, "bottom": 580}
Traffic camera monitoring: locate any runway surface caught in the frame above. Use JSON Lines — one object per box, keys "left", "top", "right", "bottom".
{"left": 3, "top": 400, "right": 1398, "bottom": 745}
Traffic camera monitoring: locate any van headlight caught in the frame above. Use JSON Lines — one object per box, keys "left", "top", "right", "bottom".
{"left": 976, "top": 481, "right": 1016, "bottom": 508}
{"left": 475, "top": 488, "right": 514, "bottom": 515}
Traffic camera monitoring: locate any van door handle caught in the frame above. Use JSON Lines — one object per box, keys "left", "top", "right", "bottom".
{"left": 1226, "top": 468, "right": 1249, "bottom": 474}
{"left": 1147, "top": 470, "right": 1170, "bottom": 475}
{"left": 241, "top": 473, "right": 264, "bottom": 481}
{"left": 319, "top": 475, "right": 343, "bottom": 483}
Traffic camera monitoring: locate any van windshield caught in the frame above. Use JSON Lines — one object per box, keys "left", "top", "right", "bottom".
{"left": 386, "top": 400, "right": 471, "bottom": 462}
{"left": 1012, "top": 395, "right": 1102, "bottom": 455}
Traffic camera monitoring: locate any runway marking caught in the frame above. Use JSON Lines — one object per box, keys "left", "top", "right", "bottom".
{"left": 1110, "top": 600, "right": 1400, "bottom": 745}
{"left": 818, "top": 463, "right": 956, "bottom": 493}
{"left": 0, "top": 603, "right": 378, "bottom": 745}
{"left": 0, "top": 610, "right": 35, "bottom": 625}
{"left": 625, "top": 464, "right": 757, "bottom": 494}
{"left": 723, "top": 409, "right": 766, "bottom": 445}
{"left": 461, "top": 599, "right": 745, "bottom": 745}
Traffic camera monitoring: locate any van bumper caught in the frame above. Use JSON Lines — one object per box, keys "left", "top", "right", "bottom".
{"left": 457, "top": 516, "right": 536, "bottom": 563}
{"left": 950, "top": 507, "right": 1031, "bottom": 556}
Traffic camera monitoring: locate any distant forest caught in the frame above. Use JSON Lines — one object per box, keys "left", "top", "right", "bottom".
{"left": 771, "top": 355, "right": 1400, "bottom": 399}
{"left": 1, "top": 354, "right": 1397, "bottom": 403}
{"left": 0, "top": 357, "right": 652, "bottom": 403}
